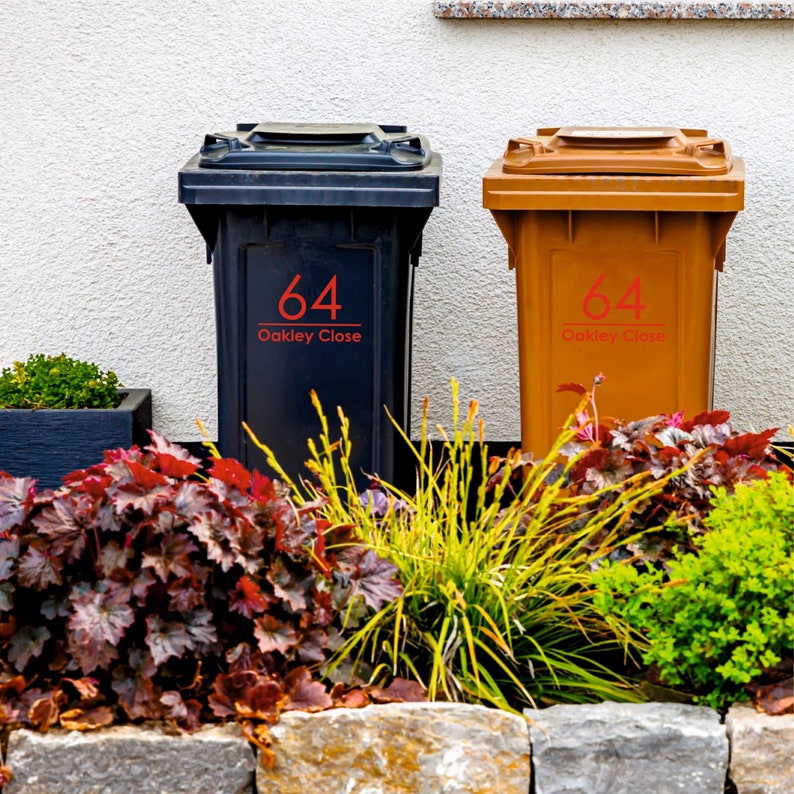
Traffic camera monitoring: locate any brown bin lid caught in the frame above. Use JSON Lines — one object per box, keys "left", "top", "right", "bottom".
{"left": 502, "top": 127, "right": 733, "bottom": 176}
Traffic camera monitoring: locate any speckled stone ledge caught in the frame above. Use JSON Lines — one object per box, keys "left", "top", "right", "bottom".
{"left": 434, "top": 1, "right": 792, "bottom": 19}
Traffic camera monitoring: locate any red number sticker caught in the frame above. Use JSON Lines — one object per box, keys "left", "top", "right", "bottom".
{"left": 582, "top": 274, "right": 610, "bottom": 320}
{"left": 277, "top": 274, "right": 343, "bottom": 321}
{"left": 278, "top": 274, "right": 307, "bottom": 321}
{"left": 582, "top": 275, "right": 645, "bottom": 321}
{"left": 614, "top": 276, "right": 646, "bottom": 320}
{"left": 310, "top": 275, "right": 341, "bottom": 320}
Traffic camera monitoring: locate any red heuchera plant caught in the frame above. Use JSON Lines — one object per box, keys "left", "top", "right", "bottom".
{"left": 553, "top": 378, "right": 788, "bottom": 564}
{"left": 0, "top": 433, "right": 410, "bottom": 744}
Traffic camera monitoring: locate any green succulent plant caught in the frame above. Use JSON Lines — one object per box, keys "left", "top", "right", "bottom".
{"left": 0, "top": 353, "right": 122, "bottom": 409}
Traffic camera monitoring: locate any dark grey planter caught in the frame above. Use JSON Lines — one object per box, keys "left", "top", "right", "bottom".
{"left": 0, "top": 389, "right": 152, "bottom": 490}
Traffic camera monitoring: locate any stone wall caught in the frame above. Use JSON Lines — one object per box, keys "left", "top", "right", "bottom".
{"left": 2, "top": 702, "right": 792, "bottom": 794}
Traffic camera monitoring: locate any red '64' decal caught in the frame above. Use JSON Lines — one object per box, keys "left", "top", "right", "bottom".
{"left": 278, "top": 275, "right": 341, "bottom": 321}
{"left": 582, "top": 275, "right": 646, "bottom": 321}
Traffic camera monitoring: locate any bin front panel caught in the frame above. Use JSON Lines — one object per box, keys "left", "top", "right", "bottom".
{"left": 244, "top": 238, "right": 379, "bottom": 475}
{"left": 515, "top": 209, "right": 718, "bottom": 455}
{"left": 212, "top": 207, "right": 414, "bottom": 483}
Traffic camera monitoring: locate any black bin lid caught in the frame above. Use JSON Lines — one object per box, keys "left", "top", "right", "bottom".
{"left": 199, "top": 123, "right": 431, "bottom": 171}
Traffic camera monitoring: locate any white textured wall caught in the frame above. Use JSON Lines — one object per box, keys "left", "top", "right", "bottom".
{"left": 1, "top": 1, "right": 791, "bottom": 444}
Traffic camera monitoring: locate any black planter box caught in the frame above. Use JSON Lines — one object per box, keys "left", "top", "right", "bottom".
{"left": 0, "top": 389, "right": 152, "bottom": 490}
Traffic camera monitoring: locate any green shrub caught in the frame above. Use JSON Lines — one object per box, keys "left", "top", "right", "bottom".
{"left": 0, "top": 353, "right": 122, "bottom": 409}
{"left": 594, "top": 472, "right": 794, "bottom": 709}
{"left": 246, "top": 381, "right": 687, "bottom": 712}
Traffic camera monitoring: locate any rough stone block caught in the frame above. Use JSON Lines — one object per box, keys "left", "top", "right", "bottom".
{"left": 3, "top": 723, "right": 255, "bottom": 794}
{"left": 725, "top": 702, "right": 794, "bottom": 794}
{"left": 256, "top": 701, "right": 530, "bottom": 793}
{"left": 525, "top": 701, "right": 728, "bottom": 794}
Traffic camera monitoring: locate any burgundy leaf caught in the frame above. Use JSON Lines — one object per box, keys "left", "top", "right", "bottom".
{"left": 251, "top": 472, "right": 277, "bottom": 503}
{"left": 267, "top": 559, "right": 312, "bottom": 613}
{"left": 682, "top": 409, "right": 732, "bottom": 431}
{"left": 106, "top": 460, "right": 171, "bottom": 516}
{"left": 232, "top": 515, "right": 266, "bottom": 566}
{"left": 721, "top": 429, "right": 778, "bottom": 460}
{"left": 0, "top": 476, "right": 36, "bottom": 533}
{"left": 0, "top": 581, "right": 13, "bottom": 611}
{"left": 283, "top": 667, "right": 332, "bottom": 712}
{"left": 97, "top": 502, "right": 124, "bottom": 534}
{"left": 99, "top": 541, "right": 133, "bottom": 577}
{"left": 311, "top": 587, "right": 335, "bottom": 626}
{"left": 146, "top": 431, "right": 201, "bottom": 478}
{"left": 32, "top": 496, "right": 88, "bottom": 562}
{"left": 242, "top": 681, "right": 286, "bottom": 721}
{"left": 273, "top": 512, "right": 314, "bottom": 557}
{"left": 690, "top": 422, "right": 733, "bottom": 447}
{"left": 584, "top": 450, "right": 634, "bottom": 490}
{"left": 18, "top": 544, "right": 63, "bottom": 589}
{"left": 160, "top": 690, "right": 202, "bottom": 732}
{"left": 296, "top": 626, "right": 327, "bottom": 665}
{"left": 348, "top": 550, "right": 402, "bottom": 611}
{"left": 112, "top": 568, "right": 156, "bottom": 609}
{"left": 330, "top": 684, "right": 371, "bottom": 709}
{"left": 145, "top": 616, "right": 192, "bottom": 666}
{"left": 167, "top": 573, "right": 207, "bottom": 613}
{"left": 188, "top": 512, "right": 241, "bottom": 572}
{"left": 173, "top": 481, "right": 214, "bottom": 520}
{"left": 208, "top": 458, "right": 252, "bottom": 493}
{"left": 209, "top": 670, "right": 284, "bottom": 721}
{"left": 61, "top": 676, "right": 101, "bottom": 701}
{"left": 69, "top": 583, "right": 135, "bottom": 649}
{"left": 141, "top": 533, "right": 197, "bottom": 582}
{"left": 185, "top": 608, "right": 218, "bottom": 651}
{"left": 229, "top": 575, "right": 269, "bottom": 618}
{"left": 8, "top": 625, "right": 51, "bottom": 671}
{"left": 111, "top": 648, "right": 161, "bottom": 720}
{"left": 654, "top": 426, "right": 694, "bottom": 448}
{"left": 254, "top": 614, "right": 297, "bottom": 656}
{"left": 0, "top": 536, "right": 20, "bottom": 580}
{"left": 751, "top": 676, "right": 794, "bottom": 716}
{"left": 371, "top": 677, "right": 427, "bottom": 703}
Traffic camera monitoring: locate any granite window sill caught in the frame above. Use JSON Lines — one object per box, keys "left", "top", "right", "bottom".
{"left": 434, "top": 1, "right": 793, "bottom": 19}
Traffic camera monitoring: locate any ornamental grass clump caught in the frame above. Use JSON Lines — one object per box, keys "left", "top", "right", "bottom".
{"left": 0, "top": 433, "right": 405, "bottom": 749}
{"left": 246, "top": 380, "right": 689, "bottom": 713}
{"left": 0, "top": 353, "right": 121, "bottom": 410}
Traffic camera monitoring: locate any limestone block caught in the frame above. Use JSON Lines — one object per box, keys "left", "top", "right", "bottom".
{"left": 525, "top": 701, "right": 728, "bottom": 794}
{"left": 256, "top": 701, "right": 530, "bottom": 793}
{"left": 725, "top": 702, "right": 794, "bottom": 794}
{"left": 4, "top": 723, "right": 255, "bottom": 794}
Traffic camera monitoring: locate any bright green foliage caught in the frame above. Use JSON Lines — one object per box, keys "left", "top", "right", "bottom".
{"left": 0, "top": 353, "right": 121, "bottom": 409}
{"left": 246, "top": 381, "right": 685, "bottom": 712}
{"left": 594, "top": 472, "right": 794, "bottom": 709}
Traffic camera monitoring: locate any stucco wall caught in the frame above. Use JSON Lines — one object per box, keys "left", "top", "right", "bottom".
{"left": 1, "top": 1, "right": 791, "bottom": 447}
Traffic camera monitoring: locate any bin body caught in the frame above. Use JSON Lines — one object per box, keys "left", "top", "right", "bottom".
{"left": 483, "top": 127, "right": 744, "bottom": 456}
{"left": 179, "top": 123, "right": 441, "bottom": 482}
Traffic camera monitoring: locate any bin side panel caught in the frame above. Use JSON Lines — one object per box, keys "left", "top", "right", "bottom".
{"left": 515, "top": 210, "right": 718, "bottom": 456}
